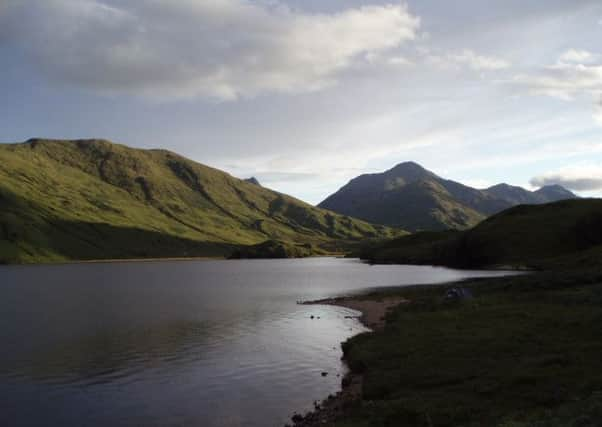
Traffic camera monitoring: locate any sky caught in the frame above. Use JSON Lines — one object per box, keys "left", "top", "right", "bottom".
{"left": 1, "top": 0, "right": 602, "bottom": 204}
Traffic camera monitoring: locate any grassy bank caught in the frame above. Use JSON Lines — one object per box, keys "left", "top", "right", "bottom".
{"left": 313, "top": 269, "right": 602, "bottom": 427}
{"left": 359, "top": 199, "right": 602, "bottom": 270}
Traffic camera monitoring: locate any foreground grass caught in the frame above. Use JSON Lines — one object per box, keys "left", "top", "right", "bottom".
{"left": 329, "top": 269, "right": 602, "bottom": 427}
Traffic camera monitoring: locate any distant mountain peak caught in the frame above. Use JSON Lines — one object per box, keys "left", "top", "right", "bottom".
{"left": 391, "top": 160, "right": 424, "bottom": 169}
{"left": 539, "top": 184, "right": 568, "bottom": 191}
{"left": 319, "top": 162, "right": 580, "bottom": 232}
{"left": 244, "top": 177, "right": 261, "bottom": 186}
{"left": 534, "top": 184, "right": 578, "bottom": 201}
{"left": 388, "top": 161, "right": 428, "bottom": 172}
{"left": 384, "top": 161, "right": 437, "bottom": 181}
{"left": 487, "top": 183, "right": 514, "bottom": 190}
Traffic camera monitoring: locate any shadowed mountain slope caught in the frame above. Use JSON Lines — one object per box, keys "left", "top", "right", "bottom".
{"left": 0, "top": 139, "right": 399, "bottom": 263}
{"left": 534, "top": 184, "right": 578, "bottom": 202}
{"left": 360, "top": 198, "right": 602, "bottom": 269}
{"left": 319, "top": 162, "right": 577, "bottom": 231}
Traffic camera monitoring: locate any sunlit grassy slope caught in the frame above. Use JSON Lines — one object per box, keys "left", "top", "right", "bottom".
{"left": 0, "top": 139, "right": 400, "bottom": 263}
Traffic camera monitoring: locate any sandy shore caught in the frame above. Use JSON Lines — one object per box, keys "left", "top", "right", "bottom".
{"left": 303, "top": 296, "right": 408, "bottom": 331}
{"left": 287, "top": 295, "right": 408, "bottom": 426}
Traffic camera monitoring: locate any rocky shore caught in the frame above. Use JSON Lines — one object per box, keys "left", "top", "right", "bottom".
{"left": 286, "top": 295, "right": 408, "bottom": 427}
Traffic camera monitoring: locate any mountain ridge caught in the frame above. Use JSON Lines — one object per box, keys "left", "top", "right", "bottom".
{"left": 319, "top": 162, "right": 577, "bottom": 231}
{"left": 0, "top": 138, "right": 400, "bottom": 263}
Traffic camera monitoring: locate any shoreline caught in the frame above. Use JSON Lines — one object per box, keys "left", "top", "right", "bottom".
{"left": 0, "top": 256, "right": 226, "bottom": 267}
{"left": 364, "top": 260, "right": 536, "bottom": 272}
{"left": 301, "top": 295, "right": 409, "bottom": 330}
{"left": 286, "top": 269, "right": 602, "bottom": 426}
{"left": 287, "top": 294, "right": 408, "bottom": 426}
{"left": 0, "top": 254, "right": 349, "bottom": 268}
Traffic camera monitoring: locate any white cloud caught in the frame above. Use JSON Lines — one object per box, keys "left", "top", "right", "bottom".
{"left": 559, "top": 49, "right": 597, "bottom": 64}
{"left": 511, "top": 51, "right": 602, "bottom": 125}
{"left": 447, "top": 49, "right": 510, "bottom": 71}
{"left": 530, "top": 164, "right": 602, "bottom": 191}
{"left": 423, "top": 49, "right": 510, "bottom": 71}
{"left": 362, "top": 52, "right": 414, "bottom": 67}
{"left": 512, "top": 62, "right": 602, "bottom": 100}
{"left": 0, "top": 0, "right": 420, "bottom": 101}
{"left": 512, "top": 49, "right": 602, "bottom": 100}
{"left": 595, "top": 96, "right": 602, "bottom": 124}
{"left": 387, "top": 56, "right": 414, "bottom": 66}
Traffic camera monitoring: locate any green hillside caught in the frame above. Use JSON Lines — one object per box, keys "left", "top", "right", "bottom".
{"left": 0, "top": 139, "right": 399, "bottom": 263}
{"left": 360, "top": 198, "right": 602, "bottom": 269}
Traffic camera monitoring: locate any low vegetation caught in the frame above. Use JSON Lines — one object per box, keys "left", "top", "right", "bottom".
{"left": 330, "top": 269, "right": 602, "bottom": 427}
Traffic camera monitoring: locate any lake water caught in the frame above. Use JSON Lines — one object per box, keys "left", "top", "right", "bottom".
{"left": 0, "top": 258, "right": 513, "bottom": 427}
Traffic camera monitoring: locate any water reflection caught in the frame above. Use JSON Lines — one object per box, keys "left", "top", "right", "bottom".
{"left": 0, "top": 258, "right": 514, "bottom": 426}
{"left": 5, "top": 320, "right": 215, "bottom": 385}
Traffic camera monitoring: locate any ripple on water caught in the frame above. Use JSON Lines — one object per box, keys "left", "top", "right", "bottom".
{"left": 0, "top": 258, "right": 514, "bottom": 427}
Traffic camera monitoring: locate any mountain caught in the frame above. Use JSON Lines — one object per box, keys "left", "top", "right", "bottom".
{"left": 484, "top": 183, "right": 544, "bottom": 205}
{"left": 484, "top": 183, "right": 575, "bottom": 205}
{"left": 244, "top": 177, "right": 261, "bottom": 186}
{"left": 0, "top": 139, "right": 399, "bottom": 264}
{"left": 319, "top": 162, "right": 577, "bottom": 231}
{"left": 360, "top": 198, "right": 602, "bottom": 269}
{"left": 534, "top": 184, "right": 578, "bottom": 202}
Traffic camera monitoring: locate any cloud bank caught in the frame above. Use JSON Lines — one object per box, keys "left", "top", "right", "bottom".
{"left": 511, "top": 49, "right": 602, "bottom": 126}
{"left": 513, "top": 61, "right": 602, "bottom": 100}
{"left": 448, "top": 49, "right": 510, "bottom": 71}
{"left": 531, "top": 165, "right": 602, "bottom": 191}
{"left": 559, "top": 49, "right": 598, "bottom": 64}
{"left": 595, "top": 96, "right": 602, "bottom": 125}
{"left": 422, "top": 49, "right": 510, "bottom": 72}
{"left": 0, "top": 0, "right": 420, "bottom": 100}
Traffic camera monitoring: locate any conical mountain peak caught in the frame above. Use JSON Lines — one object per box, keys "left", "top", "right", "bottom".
{"left": 319, "top": 162, "right": 578, "bottom": 232}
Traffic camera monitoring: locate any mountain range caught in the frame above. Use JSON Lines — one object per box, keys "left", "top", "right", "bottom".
{"left": 0, "top": 139, "right": 582, "bottom": 263}
{"left": 319, "top": 162, "right": 577, "bottom": 231}
{"left": 0, "top": 139, "right": 397, "bottom": 263}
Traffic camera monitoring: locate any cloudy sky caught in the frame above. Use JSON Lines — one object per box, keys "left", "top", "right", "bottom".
{"left": 1, "top": 0, "right": 602, "bottom": 204}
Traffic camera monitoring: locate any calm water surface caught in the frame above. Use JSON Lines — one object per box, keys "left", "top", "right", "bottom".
{"left": 0, "top": 258, "right": 513, "bottom": 426}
